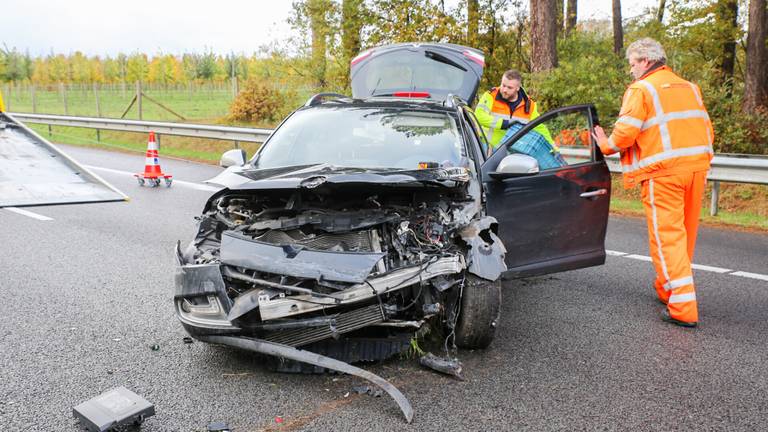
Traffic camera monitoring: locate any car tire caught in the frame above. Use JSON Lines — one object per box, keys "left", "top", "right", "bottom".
{"left": 454, "top": 275, "right": 501, "bottom": 350}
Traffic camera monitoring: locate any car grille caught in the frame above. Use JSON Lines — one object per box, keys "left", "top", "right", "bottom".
{"left": 264, "top": 304, "right": 385, "bottom": 347}
{"left": 254, "top": 229, "right": 375, "bottom": 252}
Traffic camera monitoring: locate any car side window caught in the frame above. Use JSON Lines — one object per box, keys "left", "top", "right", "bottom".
{"left": 504, "top": 109, "right": 595, "bottom": 170}
{"left": 462, "top": 107, "right": 490, "bottom": 159}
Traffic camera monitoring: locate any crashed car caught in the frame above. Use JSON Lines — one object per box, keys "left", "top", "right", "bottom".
{"left": 174, "top": 43, "right": 611, "bottom": 421}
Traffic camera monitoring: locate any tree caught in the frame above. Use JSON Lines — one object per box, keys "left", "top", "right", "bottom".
{"left": 566, "top": 0, "right": 577, "bottom": 35}
{"left": 715, "top": 0, "right": 739, "bottom": 96}
{"left": 743, "top": 0, "right": 767, "bottom": 113}
{"left": 657, "top": 0, "right": 666, "bottom": 22}
{"left": 530, "top": 0, "right": 558, "bottom": 72}
{"left": 306, "top": 0, "right": 332, "bottom": 88}
{"left": 612, "top": 0, "right": 623, "bottom": 55}
{"left": 341, "top": 0, "right": 364, "bottom": 86}
{"left": 467, "top": 0, "right": 480, "bottom": 47}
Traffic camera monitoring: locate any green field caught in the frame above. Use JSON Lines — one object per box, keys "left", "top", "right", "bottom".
{"left": 4, "top": 83, "right": 236, "bottom": 122}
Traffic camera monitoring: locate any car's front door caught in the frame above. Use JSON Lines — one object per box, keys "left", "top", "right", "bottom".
{"left": 480, "top": 105, "right": 611, "bottom": 278}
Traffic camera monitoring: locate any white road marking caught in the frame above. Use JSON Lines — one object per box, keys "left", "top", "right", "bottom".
{"left": 625, "top": 254, "right": 653, "bottom": 262}
{"left": 691, "top": 263, "right": 732, "bottom": 273}
{"left": 4, "top": 207, "right": 53, "bottom": 221}
{"left": 84, "top": 165, "right": 221, "bottom": 192}
{"left": 607, "top": 250, "right": 766, "bottom": 282}
{"left": 730, "top": 271, "right": 768, "bottom": 282}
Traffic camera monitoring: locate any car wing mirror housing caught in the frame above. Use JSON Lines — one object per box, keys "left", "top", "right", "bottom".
{"left": 220, "top": 149, "right": 247, "bottom": 168}
{"left": 489, "top": 154, "right": 539, "bottom": 179}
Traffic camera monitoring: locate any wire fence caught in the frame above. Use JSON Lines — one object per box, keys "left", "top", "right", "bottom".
{"left": 2, "top": 81, "right": 239, "bottom": 122}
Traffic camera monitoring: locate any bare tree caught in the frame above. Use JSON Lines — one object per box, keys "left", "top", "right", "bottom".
{"left": 657, "top": 0, "right": 666, "bottom": 22}
{"left": 468, "top": 0, "right": 480, "bottom": 47}
{"left": 743, "top": 0, "right": 768, "bottom": 113}
{"left": 612, "top": 0, "right": 624, "bottom": 55}
{"left": 715, "top": 0, "right": 739, "bottom": 96}
{"left": 566, "top": 0, "right": 578, "bottom": 35}
{"left": 530, "top": 0, "right": 558, "bottom": 72}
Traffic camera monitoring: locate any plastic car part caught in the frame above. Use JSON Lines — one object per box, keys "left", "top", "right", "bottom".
{"left": 72, "top": 386, "right": 155, "bottom": 432}
{"left": 199, "top": 335, "right": 414, "bottom": 423}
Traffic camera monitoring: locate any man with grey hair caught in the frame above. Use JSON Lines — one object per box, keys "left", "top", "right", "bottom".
{"left": 593, "top": 37, "right": 714, "bottom": 327}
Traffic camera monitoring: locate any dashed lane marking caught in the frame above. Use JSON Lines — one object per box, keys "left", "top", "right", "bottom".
{"left": 84, "top": 165, "right": 221, "bottom": 192}
{"left": 730, "top": 271, "right": 768, "bottom": 282}
{"left": 606, "top": 249, "right": 765, "bottom": 282}
{"left": 4, "top": 207, "right": 53, "bottom": 221}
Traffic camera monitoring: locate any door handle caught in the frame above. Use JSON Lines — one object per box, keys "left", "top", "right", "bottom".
{"left": 580, "top": 188, "right": 607, "bottom": 198}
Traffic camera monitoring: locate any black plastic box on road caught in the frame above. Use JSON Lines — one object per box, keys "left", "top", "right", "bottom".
{"left": 73, "top": 386, "right": 155, "bottom": 431}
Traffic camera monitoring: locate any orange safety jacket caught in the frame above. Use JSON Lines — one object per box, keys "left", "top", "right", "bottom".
{"left": 599, "top": 65, "right": 714, "bottom": 189}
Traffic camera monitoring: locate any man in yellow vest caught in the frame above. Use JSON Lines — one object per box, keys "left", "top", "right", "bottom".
{"left": 593, "top": 38, "right": 714, "bottom": 327}
{"left": 474, "top": 70, "right": 552, "bottom": 153}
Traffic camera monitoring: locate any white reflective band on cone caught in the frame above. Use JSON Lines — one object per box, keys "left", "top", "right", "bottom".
{"left": 668, "top": 292, "right": 697, "bottom": 304}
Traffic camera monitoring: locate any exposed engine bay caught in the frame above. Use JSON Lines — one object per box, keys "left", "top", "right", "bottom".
{"left": 174, "top": 170, "right": 507, "bottom": 423}
{"left": 176, "top": 173, "right": 505, "bottom": 345}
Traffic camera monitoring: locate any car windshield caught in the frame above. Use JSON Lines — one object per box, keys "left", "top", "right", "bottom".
{"left": 254, "top": 107, "right": 465, "bottom": 170}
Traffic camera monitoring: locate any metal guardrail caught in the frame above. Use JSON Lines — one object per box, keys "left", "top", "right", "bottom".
{"left": 9, "top": 113, "right": 273, "bottom": 143}
{"left": 11, "top": 113, "right": 768, "bottom": 216}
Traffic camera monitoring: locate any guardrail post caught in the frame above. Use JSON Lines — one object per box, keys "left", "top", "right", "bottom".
{"left": 234, "top": 140, "right": 239, "bottom": 149}
{"left": 710, "top": 180, "right": 720, "bottom": 216}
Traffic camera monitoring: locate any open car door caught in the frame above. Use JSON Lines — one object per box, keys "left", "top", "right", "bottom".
{"left": 480, "top": 104, "right": 611, "bottom": 278}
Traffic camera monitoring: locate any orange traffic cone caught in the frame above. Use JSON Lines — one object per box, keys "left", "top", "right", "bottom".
{"left": 135, "top": 131, "right": 172, "bottom": 187}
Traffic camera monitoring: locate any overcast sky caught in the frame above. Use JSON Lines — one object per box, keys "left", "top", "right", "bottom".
{"left": 1, "top": 0, "right": 657, "bottom": 57}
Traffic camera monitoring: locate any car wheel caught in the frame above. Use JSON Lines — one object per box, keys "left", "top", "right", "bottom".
{"left": 454, "top": 275, "right": 501, "bottom": 349}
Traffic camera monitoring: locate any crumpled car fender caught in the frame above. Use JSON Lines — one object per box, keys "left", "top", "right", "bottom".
{"left": 459, "top": 216, "right": 507, "bottom": 281}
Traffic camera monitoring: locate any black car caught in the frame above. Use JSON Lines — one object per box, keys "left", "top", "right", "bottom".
{"left": 174, "top": 43, "right": 611, "bottom": 420}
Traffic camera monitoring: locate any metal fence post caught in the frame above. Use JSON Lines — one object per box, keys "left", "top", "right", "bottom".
{"left": 94, "top": 82, "right": 101, "bottom": 142}
{"left": 136, "top": 81, "right": 143, "bottom": 120}
{"left": 60, "top": 82, "right": 68, "bottom": 115}
{"left": 31, "top": 85, "right": 37, "bottom": 113}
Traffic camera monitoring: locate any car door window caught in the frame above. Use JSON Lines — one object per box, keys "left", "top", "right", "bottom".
{"left": 503, "top": 108, "right": 595, "bottom": 170}
{"left": 462, "top": 107, "right": 490, "bottom": 159}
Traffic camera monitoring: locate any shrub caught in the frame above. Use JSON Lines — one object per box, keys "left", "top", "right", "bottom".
{"left": 228, "top": 80, "right": 294, "bottom": 125}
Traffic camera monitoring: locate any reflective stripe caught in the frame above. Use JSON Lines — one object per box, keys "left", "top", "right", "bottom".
{"left": 689, "top": 83, "right": 703, "bottom": 107}
{"left": 663, "top": 276, "right": 694, "bottom": 291}
{"left": 641, "top": 110, "right": 710, "bottom": 131}
{"left": 637, "top": 80, "right": 672, "bottom": 151}
{"left": 616, "top": 115, "right": 643, "bottom": 129}
{"left": 649, "top": 179, "right": 671, "bottom": 281}
{"left": 510, "top": 116, "right": 530, "bottom": 124}
{"left": 606, "top": 137, "right": 621, "bottom": 153}
{"left": 622, "top": 145, "right": 713, "bottom": 175}
{"left": 668, "top": 292, "right": 697, "bottom": 304}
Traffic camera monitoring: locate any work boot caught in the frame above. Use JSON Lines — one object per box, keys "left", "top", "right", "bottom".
{"left": 661, "top": 309, "right": 697, "bottom": 328}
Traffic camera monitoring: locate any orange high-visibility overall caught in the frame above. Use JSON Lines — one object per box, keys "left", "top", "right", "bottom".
{"left": 598, "top": 65, "right": 714, "bottom": 324}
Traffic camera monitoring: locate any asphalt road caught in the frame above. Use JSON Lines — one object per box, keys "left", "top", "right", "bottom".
{"left": 1, "top": 145, "right": 766, "bottom": 431}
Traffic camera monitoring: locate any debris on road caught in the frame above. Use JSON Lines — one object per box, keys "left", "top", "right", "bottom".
{"left": 73, "top": 386, "right": 155, "bottom": 432}
{"left": 182, "top": 337, "right": 194, "bottom": 344}
{"left": 221, "top": 372, "right": 253, "bottom": 378}
{"left": 207, "top": 421, "right": 232, "bottom": 431}
{"left": 274, "top": 416, "right": 284, "bottom": 424}
{"left": 150, "top": 344, "right": 160, "bottom": 351}
{"left": 419, "top": 352, "right": 464, "bottom": 380}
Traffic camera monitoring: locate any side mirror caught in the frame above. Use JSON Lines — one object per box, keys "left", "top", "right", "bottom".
{"left": 220, "top": 149, "right": 246, "bottom": 168}
{"left": 489, "top": 154, "right": 539, "bottom": 179}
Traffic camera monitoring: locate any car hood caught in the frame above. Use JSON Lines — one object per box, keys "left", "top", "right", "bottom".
{"left": 205, "top": 163, "right": 470, "bottom": 191}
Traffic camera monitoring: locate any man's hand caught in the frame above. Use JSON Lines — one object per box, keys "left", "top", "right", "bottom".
{"left": 592, "top": 125, "right": 608, "bottom": 144}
